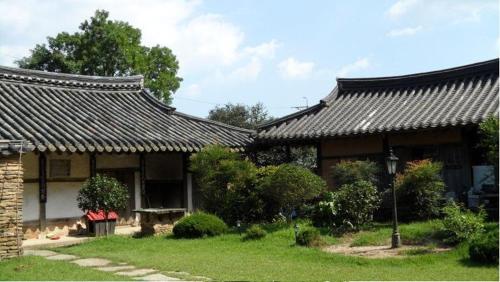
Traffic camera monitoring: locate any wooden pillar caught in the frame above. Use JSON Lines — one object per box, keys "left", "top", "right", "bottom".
{"left": 285, "top": 145, "right": 291, "bottom": 163}
{"left": 139, "top": 153, "right": 147, "bottom": 207}
{"left": 89, "top": 153, "right": 96, "bottom": 177}
{"left": 38, "top": 153, "right": 47, "bottom": 232}
{"left": 316, "top": 142, "right": 322, "bottom": 177}
{"left": 182, "top": 153, "right": 188, "bottom": 209}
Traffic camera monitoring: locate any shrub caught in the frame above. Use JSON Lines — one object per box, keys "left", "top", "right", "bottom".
{"left": 173, "top": 212, "right": 228, "bottom": 238}
{"left": 478, "top": 116, "right": 499, "bottom": 166}
{"left": 441, "top": 201, "right": 486, "bottom": 245}
{"left": 331, "top": 160, "right": 379, "bottom": 187}
{"left": 296, "top": 227, "right": 323, "bottom": 247}
{"left": 311, "top": 192, "right": 338, "bottom": 228}
{"left": 77, "top": 174, "right": 129, "bottom": 236}
{"left": 189, "top": 145, "right": 260, "bottom": 224}
{"left": 395, "top": 160, "right": 445, "bottom": 221}
{"left": 243, "top": 225, "right": 267, "bottom": 240}
{"left": 335, "top": 180, "right": 381, "bottom": 229}
{"left": 469, "top": 228, "right": 499, "bottom": 264}
{"left": 260, "top": 164, "right": 327, "bottom": 216}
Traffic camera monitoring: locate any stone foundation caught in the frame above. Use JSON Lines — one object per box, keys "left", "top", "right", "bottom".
{"left": 0, "top": 155, "right": 23, "bottom": 260}
{"left": 137, "top": 210, "right": 185, "bottom": 236}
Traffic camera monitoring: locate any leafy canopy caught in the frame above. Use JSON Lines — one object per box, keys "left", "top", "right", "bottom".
{"left": 77, "top": 174, "right": 129, "bottom": 214}
{"left": 478, "top": 116, "right": 499, "bottom": 166}
{"left": 208, "top": 102, "right": 273, "bottom": 129}
{"left": 17, "top": 10, "right": 182, "bottom": 103}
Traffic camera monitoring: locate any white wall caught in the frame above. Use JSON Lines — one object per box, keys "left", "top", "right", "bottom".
{"left": 23, "top": 183, "right": 39, "bottom": 221}
{"left": 46, "top": 182, "right": 84, "bottom": 219}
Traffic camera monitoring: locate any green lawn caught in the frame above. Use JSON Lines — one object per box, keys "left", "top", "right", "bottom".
{"left": 0, "top": 255, "right": 124, "bottom": 281}
{"left": 55, "top": 222, "right": 499, "bottom": 281}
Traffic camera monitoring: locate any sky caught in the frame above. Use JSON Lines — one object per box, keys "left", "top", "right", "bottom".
{"left": 0, "top": 0, "right": 498, "bottom": 118}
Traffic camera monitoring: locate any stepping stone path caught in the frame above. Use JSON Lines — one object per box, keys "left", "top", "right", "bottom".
{"left": 24, "top": 249, "right": 210, "bottom": 281}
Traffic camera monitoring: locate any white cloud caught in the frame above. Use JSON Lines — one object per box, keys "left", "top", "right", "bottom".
{"left": 228, "top": 57, "right": 262, "bottom": 81}
{"left": 0, "top": 0, "right": 278, "bottom": 80}
{"left": 386, "top": 0, "right": 497, "bottom": 24}
{"left": 386, "top": 26, "right": 423, "bottom": 37}
{"left": 244, "top": 40, "right": 280, "bottom": 59}
{"left": 337, "top": 58, "right": 371, "bottom": 77}
{"left": 278, "top": 57, "right": 315, "bottom": 79}
{"left": 387, "top": 0, "right": 420, "bottom": 19}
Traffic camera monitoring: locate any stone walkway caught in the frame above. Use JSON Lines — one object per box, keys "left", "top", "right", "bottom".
{"left": 24, "top": 249, "right": 211, "bottom": 281}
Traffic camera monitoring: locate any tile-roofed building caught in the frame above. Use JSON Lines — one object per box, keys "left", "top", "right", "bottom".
{"left": 0, "top": 66, "right": 252, "bottom": 153}
{"left": 0, "top": 66, "right": 252, "bottom": 237}
{"left": 256, "top": 59, "right": 498, "bottom": 141}
{"left": 255, "top": 59, "right": 499, "bottom": 215}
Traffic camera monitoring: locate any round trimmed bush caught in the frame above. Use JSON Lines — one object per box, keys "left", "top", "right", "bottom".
{"left": 173, "top": 212, "right": 228, "bottom": 238}
{"left": 296, "top": 227, "right": 323, "bottom": 247}
{"left": 469, "top": 228, "right": 499, "bottom": 264}
{"left": 243, "top": 225, "right": 267, "bottom": 240}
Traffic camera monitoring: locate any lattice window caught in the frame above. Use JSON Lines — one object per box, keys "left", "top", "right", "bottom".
{"left": 50, "top": 159, "right": 71, "bottom": 177}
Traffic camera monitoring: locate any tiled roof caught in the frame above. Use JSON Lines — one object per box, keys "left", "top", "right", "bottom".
{"left": 0, "top": 66, "right": 253, "bottom": 153}
{"left": 256, "top": 59, "right": 499, "bottom": 142}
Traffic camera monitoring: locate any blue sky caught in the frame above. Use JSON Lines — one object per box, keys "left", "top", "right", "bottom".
{"left": 0, "top": 0, "right": 498, "bottom": 118}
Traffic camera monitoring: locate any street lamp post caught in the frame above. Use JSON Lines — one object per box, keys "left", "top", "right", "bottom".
{"left": 386, "top": 147, "right": 401, "bottom": 248}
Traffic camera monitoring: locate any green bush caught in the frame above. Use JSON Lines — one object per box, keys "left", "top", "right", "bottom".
{"left": 243, "top": 225, "right": 267, "bottom": 240}
{"left": 173, "top": 212, "right": 228, "bottom": 238}
{"left": 478, "top": 116, "right": 499, "bottom": 166}
{"left": 189, "top": 145, "right": 261, "bottom": 224}
{"left": 395, "top": 160, "right": 445, "bottom": 221}
{"left": 296, "top": 227, "right": 323, "bottom": 247}
{"left": 311, "top": 192, "right": 338, "bottom": 228}
{"left": 77, "top": 174, "right": 128, "bottom": 235}
{"left": 469, "top": 228, "right": 499, "bottom": 264}
{"left": 441, "top": 201, "right": 486, "bottom": 245}
{"left": 335, "top": 180, "right": 381, "bottom": 229}
{"left": 331, "top": 160, "right": 379, "bottom": 187}
{"left": 260, "top": 164, "right": 327, "bottom": 216}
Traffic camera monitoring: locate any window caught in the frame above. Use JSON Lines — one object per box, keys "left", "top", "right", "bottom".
{"left": 50, "top": 159, "right": 71, "bottom": 178}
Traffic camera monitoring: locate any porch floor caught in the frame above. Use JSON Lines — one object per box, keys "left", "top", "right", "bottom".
{"left": 22, "top": 225, "right": 140, "bottom": 250}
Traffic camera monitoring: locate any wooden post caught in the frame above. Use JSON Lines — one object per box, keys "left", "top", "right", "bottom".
{"left": 38, "top": 153, "right": 47, "bottom": 232}
{"left": 89, "top": 153, "right": 96, "bottom": 177}
{"left": 139, "top": 153, "right": 147, "bottom": 207}
{"left": 182, "top": 153, "right": 188, "bottom": 209}
{"left": 285, "top": 145, "right": 291, "bottom": 163}
{"left": 316, "top": 142, "right": 322, "bottom": 177}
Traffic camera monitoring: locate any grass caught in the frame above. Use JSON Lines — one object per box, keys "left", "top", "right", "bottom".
{"left": 0, "top": 255, "right": 124, "bottom": 281}
{"left": 56, "top": 221, "right": 499, "bottom": 281}
{"left": 350, "top": 220, "right": 444, "bottom": 247}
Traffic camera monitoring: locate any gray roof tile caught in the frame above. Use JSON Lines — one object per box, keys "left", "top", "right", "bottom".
{"left": 256, "top": 59, "right": 499, "bottom": 142}
{"left": 0, "top": 66, "right": 253, "bottom": 153}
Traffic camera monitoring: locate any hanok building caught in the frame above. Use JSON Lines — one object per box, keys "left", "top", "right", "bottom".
{"left": 255, "top": 59, "right": 499, "bottom": 209}
{"left": 0, "top": 66, "right": 252, "bottom": 238}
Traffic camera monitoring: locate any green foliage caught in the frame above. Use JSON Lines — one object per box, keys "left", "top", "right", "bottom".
{"left": 331, "top": 160, "right": 379, "bottom": 187}
{"left": 189, "top": 145, "right": 261, "bottom": 224}
{"left": 441, "top": 201, "right": 486, "bottom": 245}
{"left": 469, "top": 227, "right": 499, "bottom": 264}
{"left": 16, "top": 10, "right": 181, "bottom": 103}
{"left": 395, "top": 159, "right": 445, "bottom": 221}
{"left": 312, "top": 180, "right": 380, "bottom": 230}
{"left": 173, "top": 212, "right": 228, "bottom": 238}
{"left": 77, "top": 174, "right": 128, "bottom": 215}
{"left": 260, "top": 164, "right": 327, "bottom": 214}
{"left": 478, "top": 116, "right": 499, "bottom": 166}
{"left": 243, "top": 225, "right": 267, "bottom": 240}
{"left": 296, "top": 227, "right": 323, "bottom": 247}
{"left": 311, "top": 192, "right": 338, "bottom": 227}
{"left": 208, "top": 102, "right": 273, "bottom": 129}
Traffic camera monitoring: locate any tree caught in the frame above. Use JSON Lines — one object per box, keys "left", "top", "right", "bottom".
{"left": 208, "top": 102, "right": 273, "bottom": 129}
{"left": 16, "top": 10, "right": 182, "bottom": 103}
{"left": 77, "top": 174, "right": 129, "bottom": 236}
{"left": 478, "top": 116, "right": 499, "bottom": 167}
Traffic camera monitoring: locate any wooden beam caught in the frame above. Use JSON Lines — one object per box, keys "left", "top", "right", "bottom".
{"left": 139, "top": 153, "right": 147, "bottom": 208}
{"left": 316, "top": 142, "right": 322, "bottom": 177}
{"left": 38, "top": 153, "right": 47, "bottom": 231}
